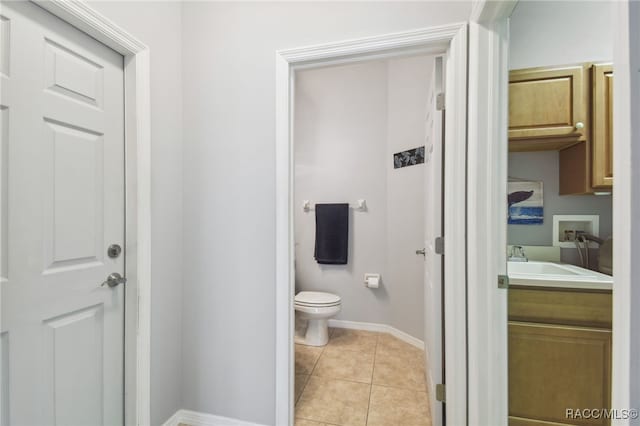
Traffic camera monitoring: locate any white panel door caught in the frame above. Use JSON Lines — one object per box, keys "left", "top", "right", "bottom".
{"left": 423, "top": 56, "right": 444, "bottom": 426}
{"left": 0, "top": 1, "right": 125, "bottom": 425}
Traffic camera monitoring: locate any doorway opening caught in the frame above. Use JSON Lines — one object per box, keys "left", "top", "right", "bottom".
{"left": 506, "top": 1, "right": 615, "bottom": 423}
{"left": 291, "top": 52, "right": 443, "bottom": 425}
{"left": 275, "top": 23, "right": 468, "bottom": 426}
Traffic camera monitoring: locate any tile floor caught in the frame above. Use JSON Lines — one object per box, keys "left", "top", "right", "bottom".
{"left": 295, "top": 328, "right": 431, "bottom": 426}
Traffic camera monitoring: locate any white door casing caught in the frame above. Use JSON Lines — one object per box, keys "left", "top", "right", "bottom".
{"left": 424, "top": 56, "right": 445, "bottom": 426}
{"left": 0, "top": 1, "right": 125, "bottom": 424}
{"left": 276, "top": 23, "right": 468, "bottom": 426}
{"left": 441, "top": 25, "right": 468, "bottom": 426}
{"left": 2, "top": 1, "right": 152, "bottom": 425}
{"left": 467, "top": 2, "right": 516, "bottom": 424}
{"left": 612, "top": 1, "right": 640, "bottom": 421}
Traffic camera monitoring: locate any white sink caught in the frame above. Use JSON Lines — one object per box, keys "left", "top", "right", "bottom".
{"left": 508, "top": 261, "right": 613, "bottom": 290}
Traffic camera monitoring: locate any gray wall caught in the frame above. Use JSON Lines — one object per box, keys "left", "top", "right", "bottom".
{"left": 294, "top": 61, "right": 392, "bottom": 329}
{"left": 509, "top": 1, "right": 612, "bottom": 70}
{"left": 508, "top": 152, "right": 613, "bottom": 246}
{"left": 386, "top": 56, "right": 430, "bottom": 339}
{"left": 85, "top": 3, "right": 184, "bottom": 425}
{"left": 508, "top": 1, "right": 613, "bottom": 252}
{"left": 294, "top": 56, "right": 430, "bottom": 341}
{"left": 180, "top": 2, "right": 471, "bottom": 424}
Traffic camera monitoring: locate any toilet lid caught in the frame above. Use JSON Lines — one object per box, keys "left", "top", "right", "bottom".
{"left": 295, "top": 291, "right": 341, "bottom": 306}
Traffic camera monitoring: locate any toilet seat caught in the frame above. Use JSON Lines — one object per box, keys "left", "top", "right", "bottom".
{"left": 295, "top": 291, "right": 341, "bottom": 307}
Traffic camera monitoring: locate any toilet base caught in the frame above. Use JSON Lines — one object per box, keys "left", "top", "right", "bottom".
{"left": 294, "top": 300, "right": 341, "bottom": 347}
{"left": 298, "top": 318, "right": 329, "bottom": 346}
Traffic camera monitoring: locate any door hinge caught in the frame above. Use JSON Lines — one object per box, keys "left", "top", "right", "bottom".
{"left": 435, "top": 237, "right": 444, "bottom": 255}
{"left": 435, "top": 383, "right": 446, "bottom": 402}
{"left": 436, "top": 92, "right": 445, "bottom": 111}
{"left": 498, "top": 274, "right": 509, "bottom": 289}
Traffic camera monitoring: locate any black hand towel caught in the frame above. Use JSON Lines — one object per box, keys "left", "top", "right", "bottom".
{"left": 314, "top": 203, "right": 349, "bottom": 265}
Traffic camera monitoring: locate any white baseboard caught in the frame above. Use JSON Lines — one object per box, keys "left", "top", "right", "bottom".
{"left": 162, "top": 410, "right": 182, "bottom": 426}
{"left": 327, "top": 319, "right": 425, "bottom": 350}
{"left": 163, "top": 323, "right": 423, "bottom": 426}
{"left": 162, "top": 409, "right": 266, "bottom": 426}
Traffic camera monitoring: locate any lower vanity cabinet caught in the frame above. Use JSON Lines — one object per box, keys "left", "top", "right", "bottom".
{"left": 508, "top": 287, "right": 612, "bottom": 426}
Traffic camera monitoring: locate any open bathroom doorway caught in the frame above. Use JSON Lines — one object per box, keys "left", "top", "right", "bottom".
{"left": 505, "top": 2, "right": 618, "bottom": 424}
{"left": 290, "top": 52, "right": 444, "bottom": 426}
{"left": 276, "top": 24, "right": 469, "bottom": 426}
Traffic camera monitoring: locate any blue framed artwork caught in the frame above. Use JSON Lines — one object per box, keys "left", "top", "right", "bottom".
{"left": 508, "top": 181, "right": 544, "bottom": 225}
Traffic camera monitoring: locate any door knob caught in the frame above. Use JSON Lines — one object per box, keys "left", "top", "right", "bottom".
{"left": 107, "top": 244, "right": 122, "bottom": 259}
{"left": 416, "top": 248, "right": 426, "bottom": 256}
{"left": 101, "top": 272, "right": 126, "bottom": 288}
{"left": 575, "top": 122, "right": 585, "bottom": 130}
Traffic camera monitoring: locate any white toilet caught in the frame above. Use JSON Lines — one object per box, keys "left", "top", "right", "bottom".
{"left": 294, "top": 291, "right": 341, "bottom": 346}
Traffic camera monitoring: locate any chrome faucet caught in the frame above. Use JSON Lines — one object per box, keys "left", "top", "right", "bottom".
{"left": 509, "top": 245, "right": 528, "bottom": 262}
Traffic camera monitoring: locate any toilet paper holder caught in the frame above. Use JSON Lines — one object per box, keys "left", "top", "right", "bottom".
{"left": 364, "top": 273, "right": 381, "bottom": 288}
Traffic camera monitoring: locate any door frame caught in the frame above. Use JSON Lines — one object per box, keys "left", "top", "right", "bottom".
{"left": 28, "top": 1, "right": 152, "bottom": 425}
{"left": 611, "top": 1, "right": 640, "bottom": 420}
{"left": 466, "top": 1, "right": 516, "bottom": 424}
{"left": 275, "top": 22, "right": 468, "bottom": 426}
{"left": 468, "top": 0, "right": 640, "bottom": 422}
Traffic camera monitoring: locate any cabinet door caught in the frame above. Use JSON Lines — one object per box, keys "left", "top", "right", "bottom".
{"left": 509, "top": 65, "right": 588, "bottom": 150}
{"left": 509, "top": 322, "right": 611, "bottom": 426}
{"left": 592, "top": 64, "right": 614, "bottom": 189}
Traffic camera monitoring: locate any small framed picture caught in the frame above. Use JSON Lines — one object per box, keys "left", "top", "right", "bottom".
{"left": 393, "top": 146, "right": 425, "bottom": 169}
{"left": 508, "top": 181, "right": 544, "bottom": 225}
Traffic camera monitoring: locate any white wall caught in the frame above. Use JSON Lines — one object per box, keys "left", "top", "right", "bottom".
{"left": 508, "top": 1, "right": 613, "bottom": 260}
{"left": 85, "top": 3, "right": 184, "bottom": 425}
{"left": 181, "top": 2, "right": 471, "bottom": 424}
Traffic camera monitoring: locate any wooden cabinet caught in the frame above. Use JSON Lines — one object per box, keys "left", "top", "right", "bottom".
{"left": 509, "top": 287, "right": 612, "bottom": 426}
{"left": 592, "top": 64, "right": 614, "bottom": 189}
{"left": 509, "top": 62, "right": 615, "bottom": 194}
{"left": 509, "top": 287, "right": 612, "bottom": 328}
{"left": 560, "top": 64, "right": 614, "bottom": 194}
{"left": 509, "top": 65, "right": 589, "bottom": 151}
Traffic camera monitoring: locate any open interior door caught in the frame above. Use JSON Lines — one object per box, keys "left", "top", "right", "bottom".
{"left": 423, "top": 56, "right": 445, "bottom": 426}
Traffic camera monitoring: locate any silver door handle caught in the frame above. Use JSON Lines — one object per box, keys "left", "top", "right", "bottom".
{"left": 416, "top": 248, "right": 426, "bottom": 256}
{"left": 101, "top": 272, "right": 126, "bottom": 288}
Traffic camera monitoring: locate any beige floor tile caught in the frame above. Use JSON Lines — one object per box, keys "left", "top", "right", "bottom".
{"left": 295, "top": 419, "right": 330, "bottom": 426}
{"left": 327, "top": 328, "right": 378, "bottom": 354}
{"left": 313, "top": 346, "right": 374, "bottom": 383}
{"left": 296, "top": 344, "right": 323, "bottom": 375}
{"left": 367, "top": 385, "right": 431, "bottom": 426}
{"left": 377, "top": 333, "right": 424, "bottom": 362}
{"left": 295, "top": 376, "right": 370, "bottom": 426}
{"left": 296, "top": 374, "right": 310, "bottom": 404}
{"left": 373, "top": 349, "right": 427, "bottom": 391}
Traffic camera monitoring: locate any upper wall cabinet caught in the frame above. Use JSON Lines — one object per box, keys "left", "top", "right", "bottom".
{"left": 592, "top": 63, "right": 613, "bottom": 189}
{"left": 509, "top": 62, "right": 614, "bottom": 194}
{"left": 509, "top": 65, "right": 589, "bottom": 152}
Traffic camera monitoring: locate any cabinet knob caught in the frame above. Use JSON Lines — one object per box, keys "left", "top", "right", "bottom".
{"left": 575, "top": 122, "right": 585, "bottom": 130}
